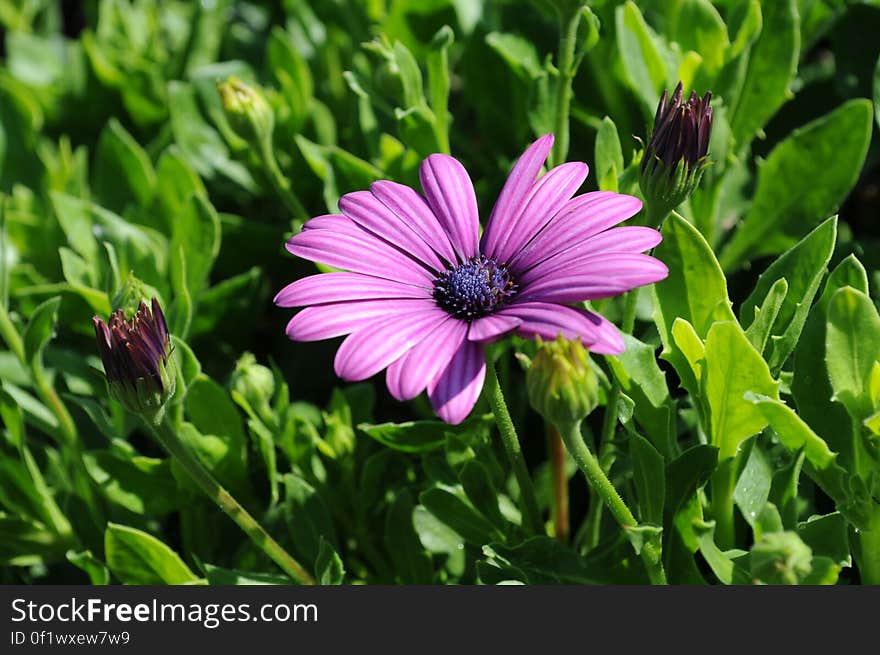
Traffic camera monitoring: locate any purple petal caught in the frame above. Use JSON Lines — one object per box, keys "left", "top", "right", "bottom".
{"left": 385, "top": 317, "right": 468, "bottom": 401}
{"left": 481, "top": 134, "right": 554, "bottom": 260}
{"left": 499, "top": 301, "right": 625, "bottom": 354}
{"left": 370, "top": 181, "right": 458, "bottom": 265}
{"left": 286, "top": 299, "right": 435, "bottom": 341}
{"left": 518, "top": 226, "right": 663, "bottom": 285}
{"left": 517, "top": 253, "right": 669, "bottom": 303}
{"left": 275, "top": 272, "right": 431, "bottom": 307}
{"left": 428, "top": 340, "right": 486, "bottom": 425}
{"left": 467, "top": 314, "right": 522, "bottom": 343}
{"left": 510, "top": 192, "right": 643, "bottom": 271}
{"left": 334, "top": 307, "right": 449, "bottom": 381}
{"left": 286, "top": 218, "right": 434, "bottom": 286}
{"left": 490, "top": 161, "right": 588, "bottom": 264}
{"left": 419, "top": 154, "right": 480, "bottom": 261}
{"left": 338, "top": 190, "right": 446, "bottom": 271}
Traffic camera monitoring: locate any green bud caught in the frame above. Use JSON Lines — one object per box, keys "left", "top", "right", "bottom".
{"left": 750, "top": 531, "right": 813, "bottom": 585}
{"left": 217, "top": 76, "right": 274, "bottom": 145}
{"left": 230, "top": 352, "right": 275, "bottom": 413}
{"left": 526, "top": 336, "right": 599, "bottom": 429}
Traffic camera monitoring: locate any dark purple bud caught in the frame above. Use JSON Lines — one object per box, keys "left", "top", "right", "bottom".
{"left": 93, "top": 298, "right": 176, "bottom": 417}
{"left": 641, "top": 81, "right": 713, "bottom": 177}
{"left": 638, "top": 82, "right": 713, "bottom": 225}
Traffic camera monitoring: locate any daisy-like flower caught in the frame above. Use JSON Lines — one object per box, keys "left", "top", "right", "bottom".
{"left": 276, "top": 134, "right": 668, "bottom": 424}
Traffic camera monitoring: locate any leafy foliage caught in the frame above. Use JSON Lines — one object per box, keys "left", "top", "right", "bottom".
{"left": 0, "top": 0, "right": 878, "bottom": 586}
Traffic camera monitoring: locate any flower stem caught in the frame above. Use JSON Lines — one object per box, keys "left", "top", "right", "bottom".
{"left": 149, "top": 416, "right": 315, "bottom": 585}
{"left": 548, "top": 424, "right": 570, "bottom": 543}
{"left": 484, "top": 363, "right": 543, "bottom": 534}
{"left": 558, "top": 420, "right": 667, "bottom": 584}
{"left": 550, "top": 5, "right": 582, "bottom": 168}
{"left": 857, "top": 508, "right": 880, "bottom": 585}
{"left": 258, "top": 137, "right": 308, "bottom": 221}
{"left": 710, "top": 463, "right": 736, "bottom": 551}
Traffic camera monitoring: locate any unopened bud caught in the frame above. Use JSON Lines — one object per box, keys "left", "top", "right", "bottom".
{"left": 230, "top": 352, "right": 275, "bottom": 414}
{"left": 93, "top": 298, "right": 176, "bottom": 422}
{"left": 217, "top": 76, "right": 274, "bottom": 145}
{"left": 639, "top": 82, "right": 713, "bottom": 225}
{"left": 526, "top": 336, "right": 599, "bottom": 429}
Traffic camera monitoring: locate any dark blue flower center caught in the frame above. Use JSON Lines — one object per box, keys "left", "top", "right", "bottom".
{"left": 433, "top": 256, "right": 517, "bottom": 321}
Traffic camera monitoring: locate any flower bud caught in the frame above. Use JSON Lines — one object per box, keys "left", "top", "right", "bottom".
{"left": 93, "top": 298, "right": 176, "bottom": 422}
{"left": 750, "top": 531, "right": 813, "bottom": 585}
{"left": 217, "top": 76, "right": 274, "bottom": 146}
{"left": 639, "top": 82, "right": 713, "bottom": 225}
{"left": 230, "top": 352, "right": 275, "bottom": 414}
{"left": 526, "top": 336, "right": 599, "bottom": 430}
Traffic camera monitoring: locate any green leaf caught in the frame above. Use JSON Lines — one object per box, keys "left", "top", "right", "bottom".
{"left": 420, "top": 485, "right": 502, "bottom": 546}
{"left": 664, "top": 444, "right": 718, "bottom": 520}
{"left": 22, "top": 296, "right": 60, "bottom": 365}
{"left": 743, "top": 278, "right": 787, "bottom": 356}
{"left": 485, "top": 32, "right": 543, "bottom": 81}
{"left": 93, "top": 118, "right": 156, "bottom": 213}
{"left": 83, "top": 450, "right": 178, "bottom": 516}
{"left": 825, "top": 286, "right": 880, "bottom": 422}
{"left": 203, "top": 564, "right": 289, "bottom": 585}
{"left": 743, "top": 393, "right": 837, "bottom": 469}
{"left": 692, "top": 519, "right": 750, "bottom": 584}
{"left": 733, "top": 440, "right": 772, "bottom": 527}
{"left": 616, "top": 1, "right": 670, "bottom": 112}
{"left": 740, "top": 217, "right": 836, "bottom": 372}
{"left": 170, "top": 193, "right": 221, "bottom": 301}
{"left": 315, "top": 538, "right": 345, "bottom": 585}
{"left": 703, "top": 322, "right": 780, "bottom": 460}
{"left": 729, "top": 0, "right": 799, "bottom": 147}
{"left": 185, "top": 374, "right": 246, "bottom": 445}
{"left": 595, "top": 117, "right": 624, "bottom": 192}
{"left": 479, "top": 537, "right": 599, "bottom": 585}
{"left": 630, "top": 432, "right": 665, "bottom": 524}
{"left": 282, "top": 474, "right": 336, "bottom": 564}
{"left": 654, "top": 213, "right": 736, "bottom": 345}
{"left": 385, "top": 490, "right": 434, "bottom": 584}
{"left": 459, "top": 460, "right": 507, "bottom": 531}
{"left": 358, "top": 414, "right": 492, "bottom": 454}
{"left": 105, "top": 523, "right": 199, "bottom": 585}
{"left": 167, "top": 81, "right": 255, "bottom": 191}
{"left": 268, "top": 27, "right": 313, "bottom": 129}
{"left": 66, "top": 550, "right": 110, "bottom": 585}
{"left": 721, "top": 100, "right": 873, "bottom": 269}
{"left": 610, "top": 334, "right": 675, "bottom": 457}
{"left": 797, "top": 512, "right": 851, "bottom": 568}
{"left": 393, "top": 40, "right": 427, "bottom": 110}
{"left": 672, "top": 0, "right": 729, "bottom": 78}
{"left": 792, "top": 256, "right": 869, "bottom": 457}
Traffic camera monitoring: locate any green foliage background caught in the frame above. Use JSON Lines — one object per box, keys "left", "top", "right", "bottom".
{"left": 1, "top": 0, "right": 879, "bottom": 585}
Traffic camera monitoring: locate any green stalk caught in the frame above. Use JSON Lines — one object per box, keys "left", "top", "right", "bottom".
{"left": 710, "top": 464, "right": 736, "bottom": 551}
{"left": 559, "top": 420, "right": 666, "bottom": 584}
{"left": 149, "top": 415, "right": 315, "bottom": 585}
{"left": 550, "top": 5, "right": 582, "bottom": 168}
{"left": 857, "top": 508, "right": 880, "bottom": 585}
{"left": 0, "top": 304, "right": 24, "bottom": 363}
{"left": 484, "top": 363, "right": 543, "bottom": 534}
{"left": 548, "top": 424, "right": 570, "bottom": 543}
{"left": 258, "top": 137, "right": 308, "bottom": 221}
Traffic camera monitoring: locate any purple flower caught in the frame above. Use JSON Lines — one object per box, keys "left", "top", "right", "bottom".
{"left": 276, "top": 135, "right": 667, "bottom": 424}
